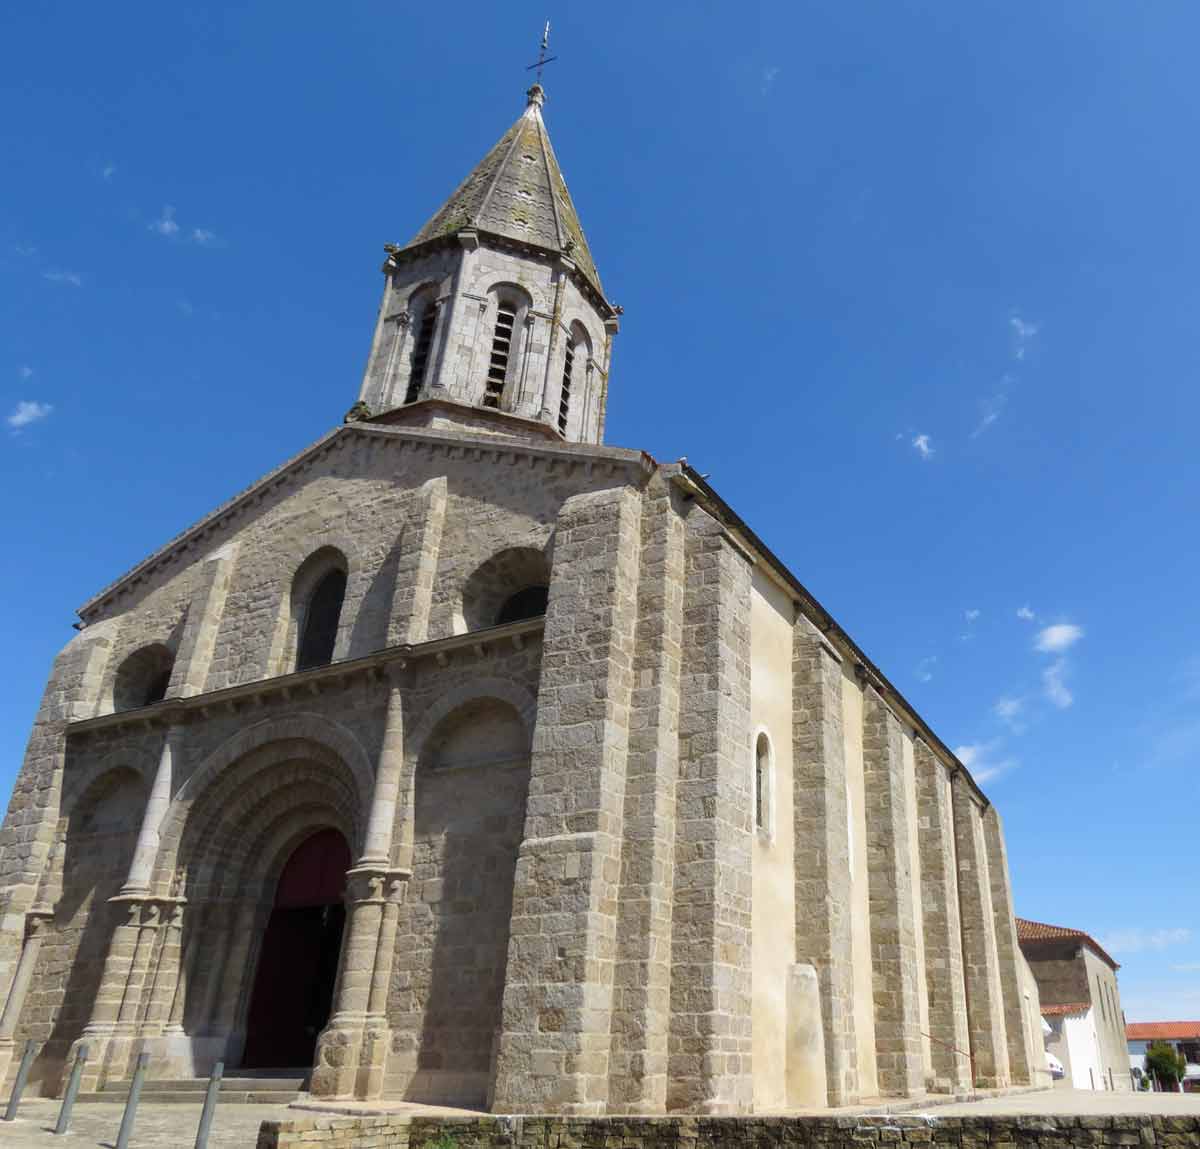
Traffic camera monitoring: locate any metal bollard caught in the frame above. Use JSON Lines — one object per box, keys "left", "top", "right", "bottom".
{"left": 3, "top": 1039, "right": 38, "bottom": 1121}
{"left": 53, "top": 1042, "right": 88, "bottom": 1135}
{"left": 193, "top": 1060, "right": 223, "bottom": 1149}
{"left": 114, "top": 1051, "right": 150, "bottom": 1149}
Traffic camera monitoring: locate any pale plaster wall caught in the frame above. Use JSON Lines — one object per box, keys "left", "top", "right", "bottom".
{"left": 750, "top": 572, "right": 797, "bottom": 1111}
{"left": 900, "top": 731, "right": 932, "bottom": 1082}
{"left": 1065, "top": 1009, "right": 1104, "bottom": 1091}
{"left": 1083, "top": 948, "right": 1131, "bottom": 1090}
{"left": 840, "top": 668, "right": 878, "bottom": 1099}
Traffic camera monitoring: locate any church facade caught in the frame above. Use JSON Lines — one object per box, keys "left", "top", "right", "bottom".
{"left": 0, "top": 83, "right": 1044, "bottom": 1115}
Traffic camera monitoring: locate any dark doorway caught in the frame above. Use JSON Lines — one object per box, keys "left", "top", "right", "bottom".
{"left": 241, "top": 828, "right": 350, "bottom": 1069}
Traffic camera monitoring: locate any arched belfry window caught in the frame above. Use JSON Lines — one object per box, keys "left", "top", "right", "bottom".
{"left": 481, "top": 287, "right": 532, "bottom": 412}
{"left": 755, "top": 731, "right": 773, "bottom": 836}
{"left": 405, "top": 292, "right": 438, "bottom": 405}
{"left": 290, "top": 548, "right": 349, "bottom": 673}
{"left": 558, "top": 323, "right": 591, "bottom": 436}
{"left": 496, "top": 585, "right": 549, "bottom": 625}
{"left": 484, "top": 303, "right": 517, "bottom": 409}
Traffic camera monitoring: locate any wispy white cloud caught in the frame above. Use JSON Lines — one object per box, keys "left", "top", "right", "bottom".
{"left": 191, "top": 227, "right": 217, "bottom": 245}
{"left": 149, "top": 205, "right": 180, "bottom": 237}
{"left": 955, "top": 739, "right": 1019, "bottom": 784}
{"left": 102, "top": 162, "right": 116, "bottom": 182}
{"left": 177, "top": 298, "right": 195, "bottom": 317}
{"left": 1042, "top": 659, "right": 1073, "bottom": 708}
{"left": 1100, "top": 927, "right": 1191, "bottom": 955}
{"left": 1035, "top": 623, "right": 1084, "bottom": 653}
{"left": 965, "top": 608, "right": 981, "bottom": 622}
{"left": 42, "top": 269, "right": 83, "bottom": 287}
{"left": 970, "top": 374, "right": 1015, "bottom": 439}
{"left": 7, "top": 400, "right": 53, "bottom": 429}
{"left": 1016, "top": 605, "right": 1035, "bottom": 621}
{"left": 912, "top": 432, "right": 933, "bottom": 460}
{"left": 761, "top": 66, "right": 780, "bottom": 95}
{"left": 18, "top": 365, "right": 34, "bottom": 380}
{"left": 994, "top": 696, "right": 1025, "bottom": 732}
{"left": 14, "top": 243, "right": 37, "bottom": 258}
{"left": 1122, "top": 982, "right": 1200, "bottom": 1023}
{"left": 916, "top": 655, "right": 937, "bottom": 683}
{"left": 1011, "top": 314, "right": 1039, "bottom": 360}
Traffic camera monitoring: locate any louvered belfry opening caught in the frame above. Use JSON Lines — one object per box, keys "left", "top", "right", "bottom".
{"left": 484, "top": 303, "right": 517, "bottom": 408}
{"left": 405, "top": 304, "right": 437, "bottom": 404}
{"left": 558, "top": 342, "right": 574, "bottom": 434}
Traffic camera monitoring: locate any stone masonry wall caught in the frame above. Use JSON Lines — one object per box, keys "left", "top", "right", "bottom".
{"left": 258, "top": 1114, "right": 1200, "bottom": 1149}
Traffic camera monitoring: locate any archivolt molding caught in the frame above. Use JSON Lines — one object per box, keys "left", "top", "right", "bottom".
{"left": 152, "top": 713, "right": 373, "bottom": 889}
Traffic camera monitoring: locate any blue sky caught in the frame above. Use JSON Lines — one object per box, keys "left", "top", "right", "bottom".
{"left": 3, "top": 4, "right": 1198, "bottom": 1021}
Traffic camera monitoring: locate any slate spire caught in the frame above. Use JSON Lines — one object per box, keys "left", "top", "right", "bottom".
{"left": 401, "top": 84, "right": 604, "bottom": 297}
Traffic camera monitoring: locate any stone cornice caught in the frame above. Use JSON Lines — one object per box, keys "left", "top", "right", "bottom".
{"left": 76, "top": 422, "right": 653, "bottom": 623}
{"left": 67, "top": 617, "right": 545, "bottom": 738}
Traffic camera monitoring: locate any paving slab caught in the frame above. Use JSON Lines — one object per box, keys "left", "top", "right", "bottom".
{"left": 0, "top": 1097, "right": 293, "bottom": 1148}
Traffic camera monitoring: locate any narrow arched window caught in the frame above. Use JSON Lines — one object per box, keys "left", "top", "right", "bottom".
{"left": 405, "top": 300, "right": 437, "bottom": 404}
{"left": 296, "top": 568, "right": 346, "bottom": 671}
{"left": 755, "top": 732, "right": 772, "bottom": 834}
{"left": 558, "top": 341, "right": 574, "bottom": 434}
{"left": 112, "top": 644, "right": 175, "bottom": 712}
{"left": 484, "top": 302, "right": 517, "bottom": 409}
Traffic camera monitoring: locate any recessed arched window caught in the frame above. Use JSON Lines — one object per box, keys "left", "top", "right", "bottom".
{"left": 112, "top": 644, "right": 175, "bottom": 712}
{"left": 495, "top": 585, "right": 549, "bottom": 625}
{"left": 558, "top": 323, "right": 591, "bottom": 436}
{"left": 484, "top": 302, "right": 517, "bottom": 409}
{"left": 755, "top": 731, "right": 772, "bottom": 835}
{"left": 296, "top": 568, "right": 347, "bottom": 671}
{"left": 405, "top": 292, "right": 438, "bottom": 405}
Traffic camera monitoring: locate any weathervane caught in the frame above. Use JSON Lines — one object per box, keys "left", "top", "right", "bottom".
{"left": 526, "top": 21, "right": 557, "bottom": 85}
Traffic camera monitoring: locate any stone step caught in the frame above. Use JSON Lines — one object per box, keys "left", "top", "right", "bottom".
{"left": 75, "top": 1088, "right": 303, "bottom": 1105}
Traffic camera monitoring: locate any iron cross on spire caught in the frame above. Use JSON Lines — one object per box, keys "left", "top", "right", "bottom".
{"left": 525, "top": 21, "right": 557, "bottom": 85}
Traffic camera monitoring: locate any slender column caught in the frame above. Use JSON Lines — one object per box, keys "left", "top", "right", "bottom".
{"left": 311, "top": 870, "right": 385, "bottom": 1097}
{"left": 166, "top": 904, "right": 197, "bottom": 1032}
{"left": 70, "top": 898, "right": 144, "bottom": 1089}
{"left": 117, "top": 902, "right": 161, "bottom": 1025}
{"left": 537, "top": 264, "right": 570, "bottom": 421}
{"left": 982, "top": 806, "right": 1034, "bottom": 1085}
{"left": 792, "top": 616, "right": 858, "bottom": 1106}
{"left": 196, "top": 904, "right": 235, "bottom": 1034}
{"left": 951, "top": 775, "right": 1009, "bottom": 1087}
{"left": 211, "top": 902, "right": 259, "bottom": 1040}
{"left": 360, "top": 673, "right": 406, "bottom": 866}
{"left": 914, "top": 740, "right": 971, "bottom": 1092}
{"left": 665, "top": 507, "right": 754, "bottom": 1115}
{"left": 143, "top": 902, "right": 185, "bottom": 1032}
{"left": 862, "top": 686, "right": 924, "bottom": 1097}
{"left": 121, "top": 726, "right": 184, "bottom": 896}
{"left": 357, "top": 873, "right": 408, "bottom": 1100}
{"left": 492, "top": 487, "right": 643, "bottom": 1115}
{"left": 608, "top": 477, "right": 685, "bottom": 1114}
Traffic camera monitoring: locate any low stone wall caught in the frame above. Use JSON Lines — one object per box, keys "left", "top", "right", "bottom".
{"left": 256, "top": 1114, "right": 1200, "bottom": 1149}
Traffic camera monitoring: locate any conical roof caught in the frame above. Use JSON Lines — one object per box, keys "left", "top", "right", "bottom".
{"left": 403, "top": 85, "right": 605, "bottom": 299}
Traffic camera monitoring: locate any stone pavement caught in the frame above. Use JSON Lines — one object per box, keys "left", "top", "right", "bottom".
{"left": 0, "top": 1097, "right": 292, "bottom": 1148}
{"left": 932, "top": 1087, "right": 1200, "bottom": 1116}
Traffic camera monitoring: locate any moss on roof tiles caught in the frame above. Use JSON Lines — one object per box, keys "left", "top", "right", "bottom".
{"left": 403, "top": 90, "right": 604, "bottom": 299}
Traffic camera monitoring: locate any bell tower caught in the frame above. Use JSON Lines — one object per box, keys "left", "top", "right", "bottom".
{"left": 355, "top": 83, "right": 619, "bottom": 445}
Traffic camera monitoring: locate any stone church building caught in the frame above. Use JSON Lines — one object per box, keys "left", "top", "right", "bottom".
{"left": 0, "top": 82, "right": 1044, "bottom": 1115}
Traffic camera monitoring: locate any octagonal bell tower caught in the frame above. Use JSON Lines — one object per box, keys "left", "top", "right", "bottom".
{"left": 355, "top": 83, "right": 619, "bottom": 445}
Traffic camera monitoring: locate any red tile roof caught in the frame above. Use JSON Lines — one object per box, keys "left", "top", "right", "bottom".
{"left": 1042, "top": 1002, "right": 1091, "bottom": 1018}
{"left": 1016, "top": 917, "right": 1120, "bottom": 970}
{"left": 1126, "top": 1021, "right": 1200, "bottom": 1041}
